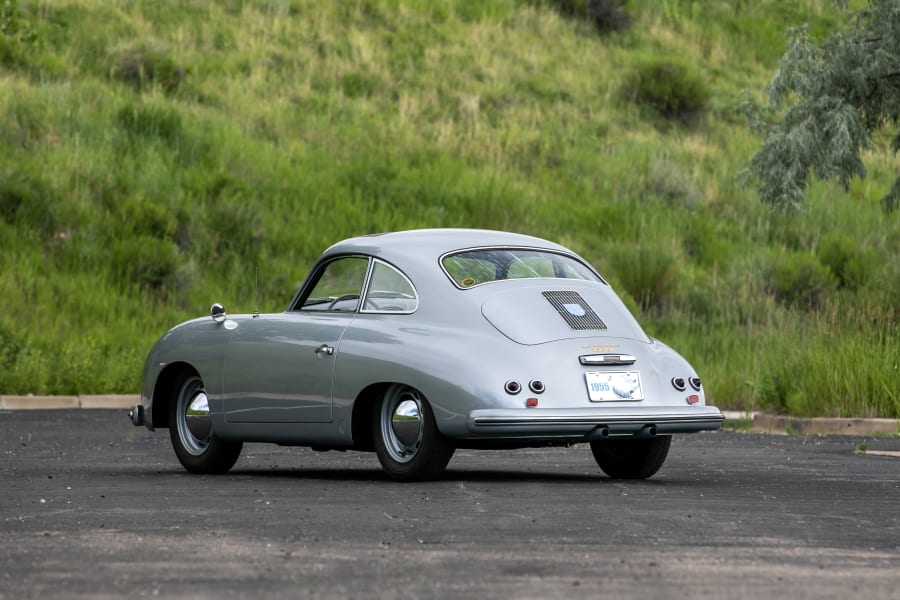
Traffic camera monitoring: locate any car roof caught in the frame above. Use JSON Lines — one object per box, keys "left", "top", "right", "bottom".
{"left": 321, "top": 228, "right": 572, "bottom": 262}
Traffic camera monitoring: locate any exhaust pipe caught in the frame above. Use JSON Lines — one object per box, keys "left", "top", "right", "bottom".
{"left": 635, "top": 425, "right": 657, "bottom": 438}
{"left": 587, "top": 426, "right": 610, "bottom": 440}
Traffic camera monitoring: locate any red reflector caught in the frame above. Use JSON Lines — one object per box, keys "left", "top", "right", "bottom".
{"left": 526, "top": 398, "right": 539, "bottom": 408}
{"left": 687, "top": 395, "right": 699, "bottom": 405}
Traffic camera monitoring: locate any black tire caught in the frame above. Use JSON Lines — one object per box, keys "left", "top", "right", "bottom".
{"left": 168, "top": 371, "right": 242, "bottom": 474}
{"left": 372, "top": 384, "right": 455, "bottom": 482}
{"left": 590, "top": 436, "right": 672, "bottom": 479}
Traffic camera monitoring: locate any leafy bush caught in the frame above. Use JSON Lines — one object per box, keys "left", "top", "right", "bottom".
{"left": 816, "top": 232, "right": 872, "bottom": 290}
{"left": 537, "top": 0, "right": 631, "bottom": 34}
{"left": 0, "top": 318, "right": 23, "bottom": 370}
{"left": 0, "top": 0, "right": 37, "bottom": 68}
{"left": 110, "top": 49, "right": 187, "bottom": 94}
{"left": 0, "top": 171, "right": 57, "bottom": 235}
{"left": 765, "top": 251, "right": 837, "bottom": 310}
{"left": 586, "top": 0, "right": 632, "bottom": 33}
{"left": 623, "top": 58, "right": 710, "bottom": 123}
{"left": 341, "top": 71, "right": 379, "bottom": 99}
{"left": 609, "top": 242, "right": 679, "bottom": 313}
{"left": 112, "top": 236, "right": 180, "bottom": 290}
{"left": 682, "top": 215, "right": 733, "bottom": 268}
{"left": 648, "top": 157, "right": 702, "bottom": 207}
{"left": 116, "top": 103, "right": 184, "bottom": 144}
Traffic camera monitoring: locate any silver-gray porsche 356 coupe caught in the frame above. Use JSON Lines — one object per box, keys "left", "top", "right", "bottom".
{"left": 130, "top": 229, "right": 723, "bottom": 481}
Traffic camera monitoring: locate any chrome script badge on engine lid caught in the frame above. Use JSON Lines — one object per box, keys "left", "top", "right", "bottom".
{"left": 585, "top": 371, "right": 644, "bottom": 402}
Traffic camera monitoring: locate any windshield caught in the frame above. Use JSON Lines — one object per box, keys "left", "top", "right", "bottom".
{"left": 441, "top": 248, "right": 601, "bottom": 288}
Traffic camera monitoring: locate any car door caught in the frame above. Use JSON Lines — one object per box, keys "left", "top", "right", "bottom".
{"left": 222, "top": 256, "right": 370, "bottom": 423}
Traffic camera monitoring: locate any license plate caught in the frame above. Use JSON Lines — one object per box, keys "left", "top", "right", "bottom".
{"left": 585, "top": 371, "right": 644, "bottom": 402}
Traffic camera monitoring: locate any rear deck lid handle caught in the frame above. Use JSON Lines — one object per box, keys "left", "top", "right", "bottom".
{"left": 579, "top": 354, "right": 636, "bottom": 366}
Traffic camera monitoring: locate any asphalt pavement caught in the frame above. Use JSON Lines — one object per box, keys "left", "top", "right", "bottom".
{"left": 1, "top": 410, "right": 898, "bottom": 599}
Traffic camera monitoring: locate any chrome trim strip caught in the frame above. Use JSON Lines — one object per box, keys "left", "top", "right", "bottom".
{"left": 579, "top": 354, "right": 636, "bottom": 366}
{"left": 471, "top": 411, "right": 724, "bottom": 427}
{"left": 438, "top": 245, "right": 607, "bottom": 290}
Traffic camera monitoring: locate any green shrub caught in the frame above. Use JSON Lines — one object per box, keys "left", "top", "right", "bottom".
{"left": 112, "top": 236, "right": 180, "bottom": 290}
{"left": 116, "top": 103, "right": 184, "bottom": 144}
{"left": 0, "top": 171, "right": 56, "bottom": 235}
{"left": 586, "top": 0, "right": 632, "bottom": 33}
{"left": 765, "top": 251, "right": 838, "bottom": 310}
{"left": 648, "top": 157, "right": 702, "bottom": 207}
{"left": 609, "top": 242, "right": 679, "bottom": 313}
{"left": 0, "top": 0, "right": 38, "bottom": 68}
{"left": 341, "top": 71, "right": 379, "bottom": 99}
{"left": 206, "top": 200, "right": 265, "bottom": 264}
{"left": 114, "top": 196, "right": 180, "bottom": 239}
{"left": 110, "top": 49, "right": 187, "bottom": 94}
{"left": 0, "top": 318, "right": 23, "bottom": 370}
{"left": 535, "top": 0, "right": 631, "bottom": 33}
{"left": 622, "top": 58, "right": 710, "bottom": 124}
{"left": 816, "top": 232, "right": 872, "bottom": 291}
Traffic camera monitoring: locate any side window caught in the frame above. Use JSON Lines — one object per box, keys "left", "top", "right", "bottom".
{"left": 300, "top": 257, "right": 369, "bottom": 312}
{"left": 362, "top": 261, "right": 418, "bottom": 313}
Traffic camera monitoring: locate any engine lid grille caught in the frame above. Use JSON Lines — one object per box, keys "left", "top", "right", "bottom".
{"left": 542, "top": 290, "right": 607, "bottom": 330}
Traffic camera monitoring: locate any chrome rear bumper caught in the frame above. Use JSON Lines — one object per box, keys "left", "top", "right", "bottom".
{"left": 466, "top": 406, "right": 724, "bottom": 437}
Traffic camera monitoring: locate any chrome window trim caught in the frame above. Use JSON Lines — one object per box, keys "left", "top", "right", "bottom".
{"left": 439, "top": 245, "right": 606, "bottom": 290}
{"left": 359, "top": 258, "right": 419, "bottom": 315}
{"left": 291, "top": 254, "right": 373, "bottom": 313}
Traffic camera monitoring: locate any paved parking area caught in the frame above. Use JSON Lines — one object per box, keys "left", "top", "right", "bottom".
{"left": 1, "top": 410, "right": 898, "bottom": 598}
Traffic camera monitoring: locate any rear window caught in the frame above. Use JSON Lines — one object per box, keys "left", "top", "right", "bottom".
{"left": 441, "top": 248, "right": 601, "bottom": 288}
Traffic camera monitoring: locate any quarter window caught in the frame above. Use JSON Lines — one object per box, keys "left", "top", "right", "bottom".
{"left": 362, "top": 261, "right": 418, "bottom": 313}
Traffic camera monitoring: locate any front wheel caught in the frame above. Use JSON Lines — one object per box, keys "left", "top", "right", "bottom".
{"left": 373, "top": 384, "right": 455, "bottom": 482}
{"left": 168, "top": 372, "right": 242, "bottom": 474}
{"left": 590, "top": 436, "right": 671, "bottom": 479}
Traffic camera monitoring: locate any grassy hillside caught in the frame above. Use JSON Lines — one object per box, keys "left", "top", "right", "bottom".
{"left": 1, "top": 0, "right": 898, "bottom": 417}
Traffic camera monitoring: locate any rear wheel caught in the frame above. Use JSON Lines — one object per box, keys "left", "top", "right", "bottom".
{"left": 590, "top": 436, "right": 671, "bottom": 479}
{"left": 373, "top": 384, "right": 455, "bottom": 482}
{"left": 168, "top": 371, "right": 242, "bottom": 474}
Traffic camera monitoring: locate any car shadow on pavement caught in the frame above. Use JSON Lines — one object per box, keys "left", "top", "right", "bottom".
{"left": 215, "top": 467, "right": 675, "bottom": 485}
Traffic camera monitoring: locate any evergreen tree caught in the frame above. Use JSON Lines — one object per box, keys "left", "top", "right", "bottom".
{"left": 747, "top": 0, "right": 900, "bottom": 212}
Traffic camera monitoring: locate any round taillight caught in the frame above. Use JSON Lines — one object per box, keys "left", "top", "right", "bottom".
{"left": 505, "top": 381, "right": 521, "bottom": 395}
{"left": 671, "top": 377, "right": 686, "bottom": 392}
{"left": 689, "top": 377, "right": 702, "bottom": 391}
{"left": 529, "top": 380, "right": 545, "bottom": 394}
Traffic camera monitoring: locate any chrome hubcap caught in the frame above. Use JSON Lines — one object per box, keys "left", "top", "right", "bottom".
{"left": 177, "top": 376, "right": 211, "bottom": 456}
{"left": 381, "top": 387, "right": 425, "bottom": 463}
{"left": 186, "top": 392, "right": 211, "bottom": 441}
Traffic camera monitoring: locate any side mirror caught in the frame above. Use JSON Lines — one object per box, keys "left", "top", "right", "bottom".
{"left": 210, "top": 303, "right": 227, "bottom": 323}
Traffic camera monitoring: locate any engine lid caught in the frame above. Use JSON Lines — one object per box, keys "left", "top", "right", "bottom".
{"left": 481, "top": 283, "right": 650, "bottom": 345}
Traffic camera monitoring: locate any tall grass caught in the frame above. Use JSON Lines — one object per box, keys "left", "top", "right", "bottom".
{"left": 0, "top": 0, "right": 898, "bottom": 417}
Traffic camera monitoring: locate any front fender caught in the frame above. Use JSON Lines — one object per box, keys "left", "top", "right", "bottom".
{"left": 140, "top": 317, "right": 240, "bottom": 429}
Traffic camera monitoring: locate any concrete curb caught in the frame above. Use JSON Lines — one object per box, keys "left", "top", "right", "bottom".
{"left": 722, "top": 411, "right": 899, "bottom": 436}
{"left": 0, "top": 394, "right": 139, "bottom": 410}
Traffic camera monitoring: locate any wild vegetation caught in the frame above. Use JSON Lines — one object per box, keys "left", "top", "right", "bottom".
{"left": 1, "top": 0, "right": 898, "bottom": 418}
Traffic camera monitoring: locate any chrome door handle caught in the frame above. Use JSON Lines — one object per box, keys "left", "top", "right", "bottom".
{"left": 315, "top": 344, "right": 334, "bottom": 356}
